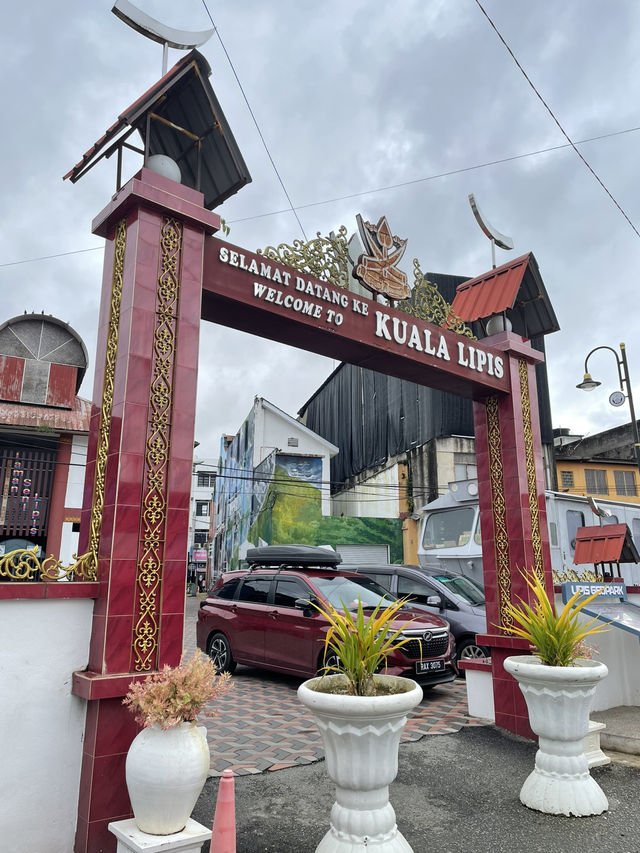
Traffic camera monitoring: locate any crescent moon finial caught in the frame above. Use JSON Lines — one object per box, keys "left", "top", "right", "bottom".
{"left": 112, "top": 0, "right": 215, "bottom": 73}
{"left": 468, "top": 193, "right": 514, "bottom": 269}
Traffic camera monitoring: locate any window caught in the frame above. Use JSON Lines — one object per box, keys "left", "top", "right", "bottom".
{"left": 195, "top": 501, "right": 209, "bottom": 517}
{"left": 602, "top": 515, "right": 619, "bottom": 525}
{"left": 614, "top": 470, "right": 637, "bottom": 497}
{"left": 453, "top": 452, "right": 477, "bottom": 482}
{"left": 560, "top": 470, "right": 574, "bottom": 489}
{"left": 585, "top": 469, "right": 608, "bottom": 495}
{"left": 549, "top": 521, "right": 558, "bottom": 547}
{"left": 274, "top": 578, "right": 311, "bottom": 607}
{"left": 566, "top": 510, "right": 585, "bottom": 555}
{"left": 194, "top": 531, "right": 207, "bottom": 546}
{"left": 397, "top": 576, "right": 438, "bottom": 606}
{"left": 216, "top": 578, "right": 241, "bottom": 600}
{"left": 364, "top": 572, "right": 393, "bottom": 591}
{"left": 422, "top": 507, "right": 476, "bottom": 550}
{"left": 238, "top": 577, "right": 271, "bottom": 603}
{"left": 197, "top": 472, "right": 216, "bottom": 487}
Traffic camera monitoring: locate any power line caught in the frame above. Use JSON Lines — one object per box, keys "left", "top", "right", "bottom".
{"left": 200, "top": 0, "right": 308, "bottom": 242}
{"left": 1, "top": 124, "right": 639, "bottom": 269}
{"left": 474, "top": 0, "right": 640, "bottom": 239}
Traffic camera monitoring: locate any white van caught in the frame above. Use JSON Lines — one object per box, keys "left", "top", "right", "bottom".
{"left": 417, "top": 479, "right": 640, "bottom": 587}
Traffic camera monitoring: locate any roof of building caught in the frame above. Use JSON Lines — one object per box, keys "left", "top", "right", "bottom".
{"left": 64, "top": 50, "right": 251, "bottom": 210}
{"left": 573, "top": 523, "right": 640, "bottom": 565}
{"left": 0, "top": 396, "right": 91, "bottom": 433}
{"left": 451, "top": 253, "right": 559, "bottom": 339}
{"left": 0, "top": 313, "right": 88, "bottom": 392}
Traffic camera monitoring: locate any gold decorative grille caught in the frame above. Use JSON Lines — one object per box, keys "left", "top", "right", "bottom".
{"left": 518, "top": 359, "right": 545, "bottom": 584}
{"left": 553, "top": 568, "right": 600, "bottom": 584}
{"left": 0, "top": 217, "right": 127, "bottom": 584}
{"left": 132, "top": 217, "right": 182, "bottom": 672}
{"left": 486, "top": 396, "right": 512, "bottom": 629}
{"left": 397, "top": 259, "right": 475, "bottom": 338}
{"left": 258, "top": 226, "right": 351, "bottom": 289}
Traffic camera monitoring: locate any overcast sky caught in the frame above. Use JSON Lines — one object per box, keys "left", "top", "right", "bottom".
{"left": 3, "top": 1, "right": 640, "bottom": 466}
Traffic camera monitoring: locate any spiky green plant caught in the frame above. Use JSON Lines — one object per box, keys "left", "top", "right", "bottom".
{"left": 502, "top": 569, "right": 609, "bottom": 667}
{"left": 314, "top": 596, "right": 414, "bottom": 696}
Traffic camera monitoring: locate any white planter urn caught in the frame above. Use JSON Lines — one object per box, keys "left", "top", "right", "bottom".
{"left": 298, "top": 674, "right": 422, "bottom": 853}
{"left": 504, "top": 655, "right": 609, "bottom": 817}
{"left": 125, "top": 721, "right": 210, "bottom": 834}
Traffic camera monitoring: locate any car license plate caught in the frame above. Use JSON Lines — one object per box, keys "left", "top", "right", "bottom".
{"left": 415, "top": 659, "right": 445, "bottom": 674}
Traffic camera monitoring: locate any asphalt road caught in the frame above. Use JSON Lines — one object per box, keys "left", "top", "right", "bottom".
{"left": 193, "top": 725, "right": 640, "bottom": 853}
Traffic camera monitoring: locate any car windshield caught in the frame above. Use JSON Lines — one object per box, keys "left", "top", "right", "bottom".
{"left": 313, "top": 575, "right": 398, "bottom": 610}
{"left": 432, "top": 574, "right": 485, "bottom": 606}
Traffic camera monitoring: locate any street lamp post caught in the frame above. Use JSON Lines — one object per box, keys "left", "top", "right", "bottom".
{"left": 576, "top": 342, "right": 640, "bottom": 476}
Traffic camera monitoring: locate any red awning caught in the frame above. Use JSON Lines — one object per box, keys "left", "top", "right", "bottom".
{"left": 573, "top": 524, "right": 640, "bottom": 565}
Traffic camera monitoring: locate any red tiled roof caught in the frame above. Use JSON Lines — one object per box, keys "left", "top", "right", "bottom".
{"left": 573, "top": 524, "right": 639, "bottom": 565}
{"left": 452, "top": 253, "right": 531, "bottom": 321}
{"left": 0, "top": 397, "right": 91, "bottom": 433}
{"left": 451, "top": 252, "right": 560, "bottom": 339}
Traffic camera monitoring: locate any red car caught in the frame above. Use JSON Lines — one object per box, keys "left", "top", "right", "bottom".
{"left": 197, "top": 545, "right": 457, "bottom": 686}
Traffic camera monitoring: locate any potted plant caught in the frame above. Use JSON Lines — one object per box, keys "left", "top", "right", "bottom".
{"left": 123, "top": 651, "right": 232, "bottom": 835}
{"left": 297, "top": 596, "right": 422, "bottom": 853}
{"left": 502, "top": 569, "right": 609, "bottom": 816}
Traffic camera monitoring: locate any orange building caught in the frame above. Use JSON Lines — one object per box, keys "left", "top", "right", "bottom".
{"left": 554, "top": 425, "right": 640, "bottom": 505}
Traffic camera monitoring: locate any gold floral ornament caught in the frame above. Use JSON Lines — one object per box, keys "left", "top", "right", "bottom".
{"left": 553, "top": 567, "right": 600, "bottom": 584}
{"left": 397, "top": 259, "right": 476, "bottom": 339}
{"left": 258, "top": 225, "right": 352, "bottom": 289}
{"left": 0, "top": 546, "right": 97, "bottom": 582}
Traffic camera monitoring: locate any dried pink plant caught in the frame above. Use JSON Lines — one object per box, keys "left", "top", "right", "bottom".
{"left": 123, "top": 652, "right": 233, "bottom": 730}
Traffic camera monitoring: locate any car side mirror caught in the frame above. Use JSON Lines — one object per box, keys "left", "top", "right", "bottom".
{"left": 426, "top": 595, "right": 442, "bottom": 608}
{"left": 295, "top": 597, "right": 315, "bottom": 615}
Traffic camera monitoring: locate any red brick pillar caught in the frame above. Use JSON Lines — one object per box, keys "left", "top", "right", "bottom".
{"left": 473, "top": 332, "right": 553, "bottom": 739}
{"left": 72, "top": 168, "right": 219, "bottom": 852}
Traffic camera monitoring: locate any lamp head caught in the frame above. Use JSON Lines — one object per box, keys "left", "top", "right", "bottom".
{"left": 576, "top": 373, "right": 601, "bottom": 392}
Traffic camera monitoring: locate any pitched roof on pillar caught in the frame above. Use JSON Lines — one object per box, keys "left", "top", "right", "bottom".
{"left": 64, "top": 50, "right": 251, "bottom": 210}
{"left": 573, "top": 523, "right": 640, "bottom": 565}
{"left": 451, "top": 252, "right": 560, "bottom": 339}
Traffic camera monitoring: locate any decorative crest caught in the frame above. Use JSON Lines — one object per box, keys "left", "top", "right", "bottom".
{"left": 353, "top": 215, "right": 410, "bottom": 300}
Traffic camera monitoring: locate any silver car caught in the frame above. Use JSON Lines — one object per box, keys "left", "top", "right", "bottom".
{"left": 349, "top": 564, "right": 489, "bottom": 664}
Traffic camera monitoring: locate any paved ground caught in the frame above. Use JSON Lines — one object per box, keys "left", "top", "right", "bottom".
{"left": 186, "top": 595, "right": 640, "bottom": 852}
{"left": 184, "top": 595, "right": 486, "bottom": 777}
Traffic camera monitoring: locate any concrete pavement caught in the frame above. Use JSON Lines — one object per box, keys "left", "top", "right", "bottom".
{"left": 193, "top": 725, "right": 640, "bottom": 853}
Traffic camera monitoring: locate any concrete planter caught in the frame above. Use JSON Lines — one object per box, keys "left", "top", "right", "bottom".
{"left": 504, "top": 655, "right": 609, "bottom": 816}
{"left": 298, "top": 674, "right": 422, "bottom": 852}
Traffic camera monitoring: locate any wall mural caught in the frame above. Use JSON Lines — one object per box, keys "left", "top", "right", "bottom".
{"left": 216, "top": 445, "right": 402, "bottom": 571}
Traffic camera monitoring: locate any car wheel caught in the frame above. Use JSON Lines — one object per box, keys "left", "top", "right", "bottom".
{"left": 456, "top": 637, "right": 490, "bottom": 674}
{"left": 317, "top": 650, "right": 340, "bottom": 676}
{"left": 207, "top": 632, "right": 236, "bottom": 674}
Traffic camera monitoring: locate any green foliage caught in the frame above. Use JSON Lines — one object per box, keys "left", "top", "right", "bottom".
{"left": 315, "top": 516, "right": 404, "bottom": 563}
{"left": 314, "top": 596, "right": 414, "bottom": 695}
{"left": 502, "top": 569, "right": 609, "bottom": 667}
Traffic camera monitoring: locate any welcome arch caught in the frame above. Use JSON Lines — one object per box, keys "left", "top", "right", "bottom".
{"left": 72, "top": 167, "right": 551, "bottom": 851}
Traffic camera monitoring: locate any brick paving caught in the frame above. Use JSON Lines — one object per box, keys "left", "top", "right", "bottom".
{"left": 184, "top": 595, "right": 488, "bottom": 777}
